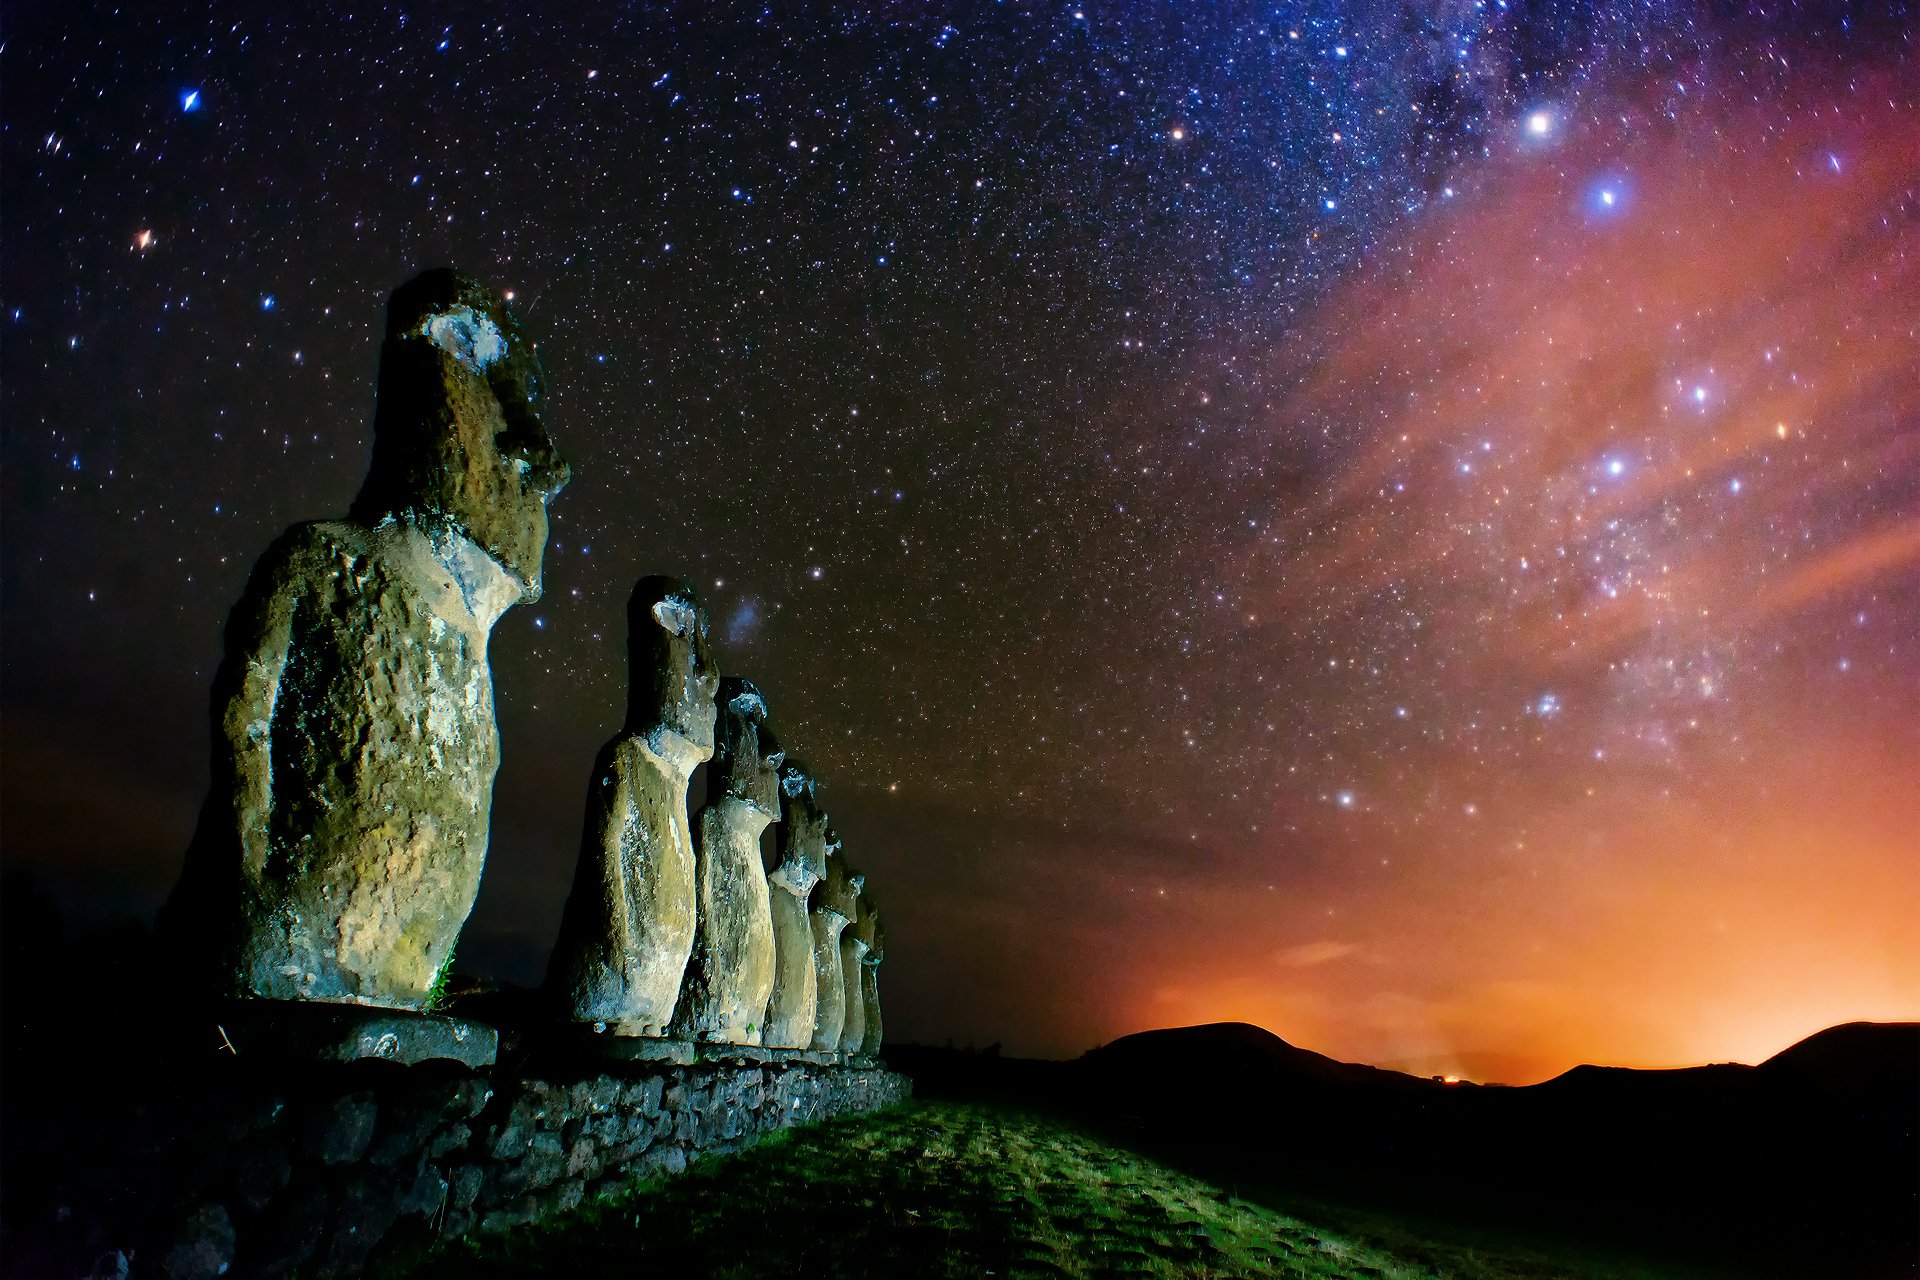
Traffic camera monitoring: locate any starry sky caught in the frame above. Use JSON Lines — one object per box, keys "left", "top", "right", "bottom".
{"left": 4, "top": 1, "right": 1915, "bottom": 1084}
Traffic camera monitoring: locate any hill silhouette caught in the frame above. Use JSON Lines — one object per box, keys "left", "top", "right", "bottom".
{"left": 894, "top": 1020, "right": 1919, "bottom": 1278}
{"left": 1082, "top": 1021, "right": 1440, "bottom": 1092}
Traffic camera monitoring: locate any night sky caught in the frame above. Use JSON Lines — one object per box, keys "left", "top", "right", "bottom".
{"left": 4, "top": 2, "right": 1915, "bottom": 1084}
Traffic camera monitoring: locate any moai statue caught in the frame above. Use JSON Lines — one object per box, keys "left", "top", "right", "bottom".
{"left": 161, "top": 269, "right": 569, "bottom": 1009}
{"left": 859, "top": 904, "right": 886, "bottom": 1058}
{"left": 808, "top": 841, "right": 862, "bottom": 1053}
{"left": 546, "top": 577, "right": 718, "bottom": 1033}
{"left": 675, "top": 677, "right": 783, "bottom": 1044}
{"left": 837, "top": 892, "right": 877, "bottom": 1055}
{"left": 760, "top": 761, "right": 828, "bottom": 1049}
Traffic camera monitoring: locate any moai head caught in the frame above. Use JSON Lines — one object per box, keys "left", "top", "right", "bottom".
{"left": 865, "top": 903, "right": 886, "bottom": 967}
{"left": 769, "top": 759, "right": 828, "bottom": 896}
{"left": 354, "top": 269, "right": 571, "bottom": 600}
{"left": 815, "top": 848, "right": 862, "bottom": 924}
{"left": 626, "top": 576, "right": 719, "bottom": 755}
{"left": 710, "top": 677, "right": 784, "bottom": 815}
{"left": 848, "top": 892, "right": 879, "bottom": 954}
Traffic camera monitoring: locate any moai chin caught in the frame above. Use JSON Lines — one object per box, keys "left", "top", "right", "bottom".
{"left": 675, "top": 677, "right": 783, "bottom": 1044}
{"left": 161, "top": 269, "right": 569, "bottom": 1009}
{"left": 838, "top": 891, "right": 878, "bottom": 1055}
{"left": 858, "top": 904, "right": 886, "bottom": 1057}
{"left": 808, "top": 839, "right": 862, "bottom": 1053}
{"left": 760, "top": 760, "right": 829, "bottom": 1049}
{"left": 546, "top": 577, "right": 719, "bottom": 1033}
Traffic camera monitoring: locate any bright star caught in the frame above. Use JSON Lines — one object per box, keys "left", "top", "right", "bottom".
{"left": 181, "top": 90, "right": 201, "bottom": 112}
{"left": 1525, "top": 110, "right": 1552, "bottom": 137}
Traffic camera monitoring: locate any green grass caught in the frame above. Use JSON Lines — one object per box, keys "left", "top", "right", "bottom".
{"left": 406, "top": 1102, "right": 1710, "bottom": 1279}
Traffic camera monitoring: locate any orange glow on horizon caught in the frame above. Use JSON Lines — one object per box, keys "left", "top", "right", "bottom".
{"left": 1074, "top": 61, "right": 1920, "bottom": 1083}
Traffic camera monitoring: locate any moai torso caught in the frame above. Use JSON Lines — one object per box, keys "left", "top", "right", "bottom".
{"left": 808, "top": 844, "right": 861, "bottom": 1053}
{"left": 547, "top": 578, "right": 718, "bottom": 1032}
{"left": 163, "top": 270, "right": 569, "bottom": 1009}
{"left": 859, "top": 907, "right": 886, "bottom": 1057}
{"left": 838, "top": 892, "right": 875, "bottom": 1055}
{"left": 761, "top": 762, "right": 828, "bottom": 1049}
{"left": 676, "top": 678, "right": 782, "bottom": 1044}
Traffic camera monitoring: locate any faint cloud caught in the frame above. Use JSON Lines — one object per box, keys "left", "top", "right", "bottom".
{"left": 1273, "top": 940, "right": 1359, "bottom": 968}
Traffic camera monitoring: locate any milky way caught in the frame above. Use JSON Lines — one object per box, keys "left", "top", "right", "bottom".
{"left": 4, "top": 2, "right": 1913, "bottom": 1081}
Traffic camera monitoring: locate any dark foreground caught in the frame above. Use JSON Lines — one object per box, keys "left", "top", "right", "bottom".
{"left": 408, "top": 1101, "right": 1723, "bottom": 1280}
{"left": 893, "top": 1024, "right": 1920, "bottom": 1280}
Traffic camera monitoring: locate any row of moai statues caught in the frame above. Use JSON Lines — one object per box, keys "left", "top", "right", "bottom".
{"left": 161, "top": 269, "right": 885, "bottom": 1061}
{"left": 543, "top": 577, "right": 886, "bottom": 1055}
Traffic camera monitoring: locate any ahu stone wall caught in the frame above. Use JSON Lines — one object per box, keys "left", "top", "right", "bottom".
{"left": 3, "top": 1057, "right": 909, "bottom": 1280}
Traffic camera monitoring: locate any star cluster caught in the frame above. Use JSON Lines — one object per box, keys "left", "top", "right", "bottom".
{"left": 3, "top": 2, "right": 1914, "bottom": 1081}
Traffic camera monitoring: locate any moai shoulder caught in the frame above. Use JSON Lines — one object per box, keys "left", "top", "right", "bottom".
{"left": 546, "top": 577, "right": 718, "bottom": 1034}
{"left": 677, "top": 677, "right": 783, "bottom": 1045}
{"left": 807, "top": 839, "right": 861, "bottom": 1053}
{"left": 858, "top": 900, "right": 886, "bottom": 1058}
{"left": 761, "top": 759, "right": 828, "bottom": 1049}
{"left": 838, "top": 889, "right": 877, "bottom": 1056}
{"left": 162, "top": 269, "right": 568, "bottom": 1021}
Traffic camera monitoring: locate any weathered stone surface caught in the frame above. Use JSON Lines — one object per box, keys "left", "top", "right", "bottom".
{"left": 808, "top": 845, "right": 862, "bottom": 1052}
{"left": 677, "top": 677, "right": 783, "bottom": 1045}
{"left": 761, "top": 761, "right": 829, "bottom": 1049}
{"left": 161, "top": 269, "right": 570, "bottom": 1010}
{"left": 308, "top": 1092, "right": 380, "bottom": 1166}
{"left": 221, "top": 1003, "right": 498, "bottom": 1069}
{"left": 562, "top": 1028, "right": 697, "bottom": 1064}
{"left": 838, "top": 892, "right": 877, "bottom": 1055}
{"left": 157, "top": 1203, "right": 234, "bottom": 1280}
{"left": 547, "top": 577, "right": 718, "bottom": 1033}
{"left": 860, "top": 903, "right": 886, "bottom": 1057}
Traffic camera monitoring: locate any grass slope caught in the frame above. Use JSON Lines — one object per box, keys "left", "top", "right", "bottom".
{"left": 407, "top": 1102, "right": 1706, "bottom": 1280}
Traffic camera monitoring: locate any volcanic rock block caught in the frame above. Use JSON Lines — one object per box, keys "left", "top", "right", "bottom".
{"left": 808, "top": 844, "right": 862, "bottom": 1053}
{"left": 859, "top": 904, "right": 886, "bottom": 1057}
{"left": 677, "top": 678, "right": 784, "bottom": 1044}
{"left": 761, "top": 762, "right": 829, "bottom": 1049}
{"left": 161, "top": 269, "right": 570, "bottom": 1009}
{"left": 838, "top": 892, "right": 877, "bottom": 1055}
{"left": 547, "top": 577, "right": 719, "bottom": 1033}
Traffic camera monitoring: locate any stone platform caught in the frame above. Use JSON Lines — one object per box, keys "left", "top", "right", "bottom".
{"left": 215, "top": 1002, "right": 500, "bottom": 1069}
{"left": 1, "top": 1046, "right": 909, "bottom": 1279}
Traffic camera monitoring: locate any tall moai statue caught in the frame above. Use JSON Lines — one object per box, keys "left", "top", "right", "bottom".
{"left": 808, "top": 841, "right": 863, "bottom": 1053}
{"left": 837, "top": 892, "right": 877, "bottom": 1055}
{"left": 858, "top": 903, "right": 886, "bottom": 1057}
{"left": 675, "top": 677, "right": 783, "bottom": 1044}
{"left": 161, "top": 269, "right": 569, "bottom": 1008}
{"left": 546, "top": 577, "right": 718, "bottom": 1033}
{"left": 761, "top": 761, "right": 829, "bottom": 1049}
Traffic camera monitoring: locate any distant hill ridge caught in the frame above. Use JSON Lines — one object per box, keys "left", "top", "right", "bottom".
{"left": 1080, "top": 1020, "right": 1439, "bottom": 1090}
{"left": 894, "top": 1019, "right": 1919, "bottom": 1277}
{"left": 1081, "top": 1017, "right": 1919, "bottom": 1094}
